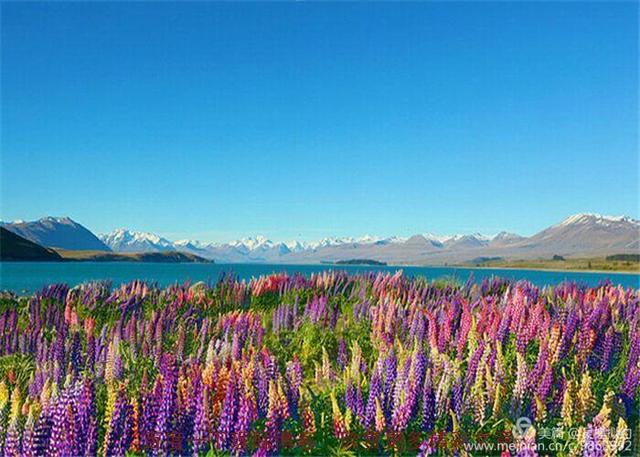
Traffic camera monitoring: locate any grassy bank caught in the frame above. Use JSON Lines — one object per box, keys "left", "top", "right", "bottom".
{"left": 54, "top": 248, "right": 211, "bottom": 263}
{"left": 466, "top": 256, "right": 639, "bottom": 273}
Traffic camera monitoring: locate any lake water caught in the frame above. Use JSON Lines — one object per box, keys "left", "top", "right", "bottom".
{"left": 0, "top": 262, "right": 638, "bottom": 293}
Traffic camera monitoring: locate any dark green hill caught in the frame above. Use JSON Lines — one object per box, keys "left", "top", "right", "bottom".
{"left": 54, "top": 248, "right": 212, "bottom": 263}
{"left": 0, "top": 227, "right": 63, "bottom": 261}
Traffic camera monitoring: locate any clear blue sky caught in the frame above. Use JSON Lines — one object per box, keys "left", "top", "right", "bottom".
{"left": 1, "top": 2, "right": 638, "bottom": 242}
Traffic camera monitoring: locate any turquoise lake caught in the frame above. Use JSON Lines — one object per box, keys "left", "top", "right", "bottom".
{"left": 0, "top": 262, "right": 638, "bottom": 293}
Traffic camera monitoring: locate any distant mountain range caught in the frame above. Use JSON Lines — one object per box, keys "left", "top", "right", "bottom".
{"left": 0, "top": 225, "right": 209, "bottom": 263}
{"left": 0, "top": 217, "right": 110, "bottom": 251}
{"left": 2, "top": 213, "right": 638, "bottom": 265}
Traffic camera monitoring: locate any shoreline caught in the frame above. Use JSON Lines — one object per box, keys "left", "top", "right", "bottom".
{"left": 0, "top": 260, "right": 638, "bottom": 276}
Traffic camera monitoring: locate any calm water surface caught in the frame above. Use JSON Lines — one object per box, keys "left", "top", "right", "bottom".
{"left": 0, "top": 262, "right": 638, "bottom": 293}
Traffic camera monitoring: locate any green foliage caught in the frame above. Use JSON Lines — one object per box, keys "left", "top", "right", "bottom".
{"left": 0, "top": 354, "right": 34, "bottom": 392}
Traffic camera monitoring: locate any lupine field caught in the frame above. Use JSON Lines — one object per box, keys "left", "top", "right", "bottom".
{"left": 0, "top": 272, "right": 637, "bottom": 456}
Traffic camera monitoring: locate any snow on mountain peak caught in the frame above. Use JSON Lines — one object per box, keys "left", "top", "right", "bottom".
{"left": 559, "top": 213, "right": 638, "bottom": 227}
{"left": 229, "top": 236, "right": 275, "bottom": 251}
{"left": 100, "top": 228, "right": 174, "bottom": 251}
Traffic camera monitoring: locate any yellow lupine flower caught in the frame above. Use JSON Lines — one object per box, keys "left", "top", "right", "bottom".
{"left": 102, "top": 383, "right": 117, "bottom": 456}
{"left": 471, "top": 373, "right": 486, "bottom": 424}
{"left": 534, "top": 395, "right": 546, "bottom": 423}
{"left": 39, "top": 379, "right": 52, "bottom": 406}
{"left": 568, "top": 427, "right": 586, "bottom": 457}
{"left": 9, "top": 386, "right": 21, "bottom": 421}
{"left": 0, "top": 382, "right": 9, "bottom": 409}
{"left": 561, "top": 379, "right": 576, "bottom": 427}
{"left": 548, "top": 323, "right": 562, "bottom": 364}
{"left": 374, "top": 397, "right": 385, "bottom": 433}
{"left": 605, "top": 417, "right": 629, "bottom": 457}
{"left": 577, "top": 371, "right": 595, "bottom": 422}
{"left": 492, "top": 383, "right": 502, "bottom": 418}
{"left": 321, "top": 347, "right": 332, "bottom": 380}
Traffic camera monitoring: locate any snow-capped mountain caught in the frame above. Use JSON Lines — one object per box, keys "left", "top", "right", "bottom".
{"left": 8, "top": 212, "right": 636, "bottom": 264}
{"left": 283, "top": 240, "right": 309, "bottom": 252}
{"left": 1, "top": 217, "right": 110, "bottom": 251}
{"left": 557, "top": 213, "right": 637, "bottom": 228}
{"left": 173, "top": 239, "right": 211, "bottom": 250}
{"left": 521, "top": 213, "right": 639, "bottom": 255}
{"left": 489, "top": 231, "right": 525, "bottom": 247}
{"left": 99, "top": 229, "right": 176, "bottom": 253}
{"left": 443, "top": 233, "right": 491, "bottom": 249}
{"left": 228, "top": 236, "right": 275, "bottom": 252}
{"left": 93, "top": 213, "right": 639, "bottom": 263}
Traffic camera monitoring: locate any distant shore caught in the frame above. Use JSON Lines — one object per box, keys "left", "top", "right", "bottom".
{"left": 53, "top": 249, "right": 212, "bottom": 263}
{"left": 455, "top": 257, "right": 639, "bottom": 274}
{"left": 449, "top": 264, "right": 640, "bottom": 276}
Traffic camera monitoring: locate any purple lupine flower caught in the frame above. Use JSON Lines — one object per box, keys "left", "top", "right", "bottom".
{"left": 4, "top": 417, "right": 21, "bottom": 457}
{"left": 76, "top": 378, "right": 97, "bottom": 456}
{"left": 262, "top": 382, "right": 282, "bottom": 454}
{"left": 192, "top": 382, "right": 211, "bottom": 455}
{"left": 155, "top": 354, "right": 178, "bottom": 455}
{"left": 105, "top": 389, "right": 133, "bottom": 456}
{"left": 153, "top": 378, "right": 171, "bottom": 455}
{"left": 254, "top": 364, "right": 269, "bottom": 418}
{"left": 391, "top": 397, "right": 412, "bottom": 432}
{"left": 216, "top": 371, "right": 236, "bottom": 451}
{"left": 139, "top": 376, "right": 158, "bottom": 452}
{"left": 464, "top": 342, "right": 485, "bottom": 393}
{"left": 69, "top": 332, "right": 83, "bottom": 375}
{"left": 582, "top": 422, "right": 606, "bottom": 457}
{"left": 21, "top": 408, "right": 37, "bottom": 457}
{"left": 232, "top": 392, "right": 254, "bottom": 455}
{"left": 47, "top": 389, "right": 77, "bottom": 457}
{"left": 417, "top": 438, "right": 435, "bottom": 457}
{"left": 285, "top": 357, "right": 303, "bottom": 419}
{"left": 451, "top": 378, "right": 463, "bottom": 419}
{"left": 535, "top": 362, "right": 553, "bottom": 402}
{"left": 337, "top": 339, "right": 348, "bottom": 370}
{"left": 421, "top": 372, "right": 435, "bottom": 432}
{"left": 32, "top": 404, "right": 53, "bottom": 456}
{"left": 382, "top": 350, "right": 397, "bottom": 415}
{"left": 364, "top": 369, "right": 382, "bottom": 429}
